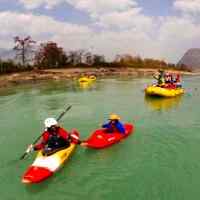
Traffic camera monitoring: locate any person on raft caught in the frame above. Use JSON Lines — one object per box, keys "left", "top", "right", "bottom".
{"left": 164, "top": 72, "right": 174, "bottom": 84}
{"left": 153, "top": 69, "right": 165, "bottom": 86}
{"left": 102, "top": 114, "right": 125, "bottom": 135}
{"left": 27, "top": 118, "right": 80, "bottom": 155}
{"left": 174, "top": 74, "right": 182, "bottom": 88}
{"left": 164, "top": 73, "right": 182, "bottom": 88}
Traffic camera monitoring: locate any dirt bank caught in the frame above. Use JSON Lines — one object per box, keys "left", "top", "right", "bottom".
{"left": 0, "top": 67, "right": 198, "bottom": 88}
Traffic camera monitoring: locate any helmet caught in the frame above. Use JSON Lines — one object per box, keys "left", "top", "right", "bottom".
{"left": 109, "top": 114, "right": 120, "bottom": 120}
{"left": 44, "top": 118, "right": 58, "bottom": 128}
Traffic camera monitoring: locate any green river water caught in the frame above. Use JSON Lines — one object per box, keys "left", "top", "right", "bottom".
{"left": 0, "top": 76, "right": 200, "bottom": 200}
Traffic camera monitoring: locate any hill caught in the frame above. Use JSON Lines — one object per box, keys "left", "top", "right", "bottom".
{"left": 178, "top": 48, "right": 200, "bottom": 71}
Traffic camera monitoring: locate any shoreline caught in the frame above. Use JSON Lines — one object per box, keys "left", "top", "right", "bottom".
{"left": 0, "top": 67, "right": 199, "bottom": 88}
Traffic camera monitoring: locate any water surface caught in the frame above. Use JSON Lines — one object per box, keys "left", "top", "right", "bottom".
{"left": 0, "top": 76, "right": 200, "bottom": 200}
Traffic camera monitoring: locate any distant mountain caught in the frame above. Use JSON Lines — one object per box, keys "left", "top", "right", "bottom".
{"left": 178, "top": 48, "right": 200, "bottom": 71}
{"left": 0, "top": 48, "right": 15, "bottom": 60}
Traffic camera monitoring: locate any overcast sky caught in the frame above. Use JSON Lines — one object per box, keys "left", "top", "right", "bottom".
{"left": 0, "top": 0, "right": 200, "bottom": 63}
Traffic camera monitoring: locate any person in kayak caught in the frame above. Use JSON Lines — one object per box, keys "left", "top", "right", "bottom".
{"left": 153, "top": 69, "right": 165, "bottom": 87}
{"left": 102, "top": 114, "right": 125, "bottom": 135}
{"left": 27, "top": 118, "right": 78, "bottom": 155}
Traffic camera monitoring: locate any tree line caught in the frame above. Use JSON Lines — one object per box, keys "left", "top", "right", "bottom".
{"left": 0, "top": 36, "right": 191, "bottom": 74}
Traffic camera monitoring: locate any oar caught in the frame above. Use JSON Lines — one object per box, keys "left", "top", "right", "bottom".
{"left": 20, "top": 105, "right": 72, "bottom": 160}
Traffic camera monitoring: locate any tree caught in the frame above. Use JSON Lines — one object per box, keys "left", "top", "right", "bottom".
{"left": 34, "top": 42, "right": 67, "bottom": 68}
{"left": 67, "top": 51, "right": 78, "bottom": 65}
{"left": 13, "top": 36, "right": 36, "bottom": 66}
{"left": 114, "top": 54, "right": 135, "bottom": 64}
{"left": 66, "top": 50, "right": 87, "bottom": 66}
{"left": 0, "top": 59, "right": 19, "bottom": 74}
{"left": 84, "top": 51, "right": 93, "bottom": 65}
{"left": 93, "top": 54, "right": 105, "bottom": 65}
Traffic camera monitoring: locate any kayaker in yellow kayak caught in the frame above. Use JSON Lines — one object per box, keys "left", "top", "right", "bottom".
{"left": 102, "top": 114, "right": 125, "bottom": 135}
{"left": 27, "top": 118, "right": 80, "bottom": 155}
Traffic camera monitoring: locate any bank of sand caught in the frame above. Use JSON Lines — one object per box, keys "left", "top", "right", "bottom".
{"left": 0, "top": 67, "right": 198, "bottom": 88}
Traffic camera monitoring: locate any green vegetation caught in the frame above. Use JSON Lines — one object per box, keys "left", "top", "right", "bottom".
{"left": 0, "top": 59, "right": 32, "bottom": 74}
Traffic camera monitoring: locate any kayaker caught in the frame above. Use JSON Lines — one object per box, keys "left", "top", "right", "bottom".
{"left": 27, "top": 118, "right": 78, "bottom": 154}
{"left": 153, "top": 69, "right": 165, "bottom": 86}
{"left": 102, "top": 114, "right": 125, "bottom": 135}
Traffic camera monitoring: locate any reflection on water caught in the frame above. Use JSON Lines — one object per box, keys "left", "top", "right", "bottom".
{"left": 77, "top": 81, "right": 99, "bottom": 91}
{"left": 0, "top": 87, "right": 18, "bottom": 97}
{"left": 30, "top": 80, "right": 99, "bottom": 94}
{"left": 144, "top": 95, "right": 183, "bottom": 111}
{"left": 79, "top": 82, "right": 92, "bottom": 89}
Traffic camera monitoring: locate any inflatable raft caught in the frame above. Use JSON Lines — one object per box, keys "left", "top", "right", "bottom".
{"left": 78, "top": 76, "right": 96, "bottom": 84}
{"left": 145, "top": 85, "right": 184, "bottom": 97}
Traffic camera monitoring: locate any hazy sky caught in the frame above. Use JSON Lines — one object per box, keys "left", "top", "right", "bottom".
{"left": 0, "top": 0, "right": 200, "bottom": 63}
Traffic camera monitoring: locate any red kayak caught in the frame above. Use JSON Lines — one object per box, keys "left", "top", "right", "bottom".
{"left": 82, "top": 123, "right": 134, "bottom": 149}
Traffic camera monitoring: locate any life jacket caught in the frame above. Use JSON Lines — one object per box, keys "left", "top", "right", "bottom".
{"left": 47, "top": 128, "right": 69, "bottom": 149}
{"left": 110, "top": 122, "right": 119, "bottom": 133}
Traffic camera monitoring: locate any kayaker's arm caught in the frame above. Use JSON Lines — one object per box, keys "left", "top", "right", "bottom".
{"left": 33, "top": 132, "right": 49, "bottom": 150}
{"left": 102, "top": 123, "right": 109, "bottom": 128}
{"left": 153, "top": 75, "right": 158, "bottom": 80}
{"left": 69, "top": 129, "right": 82, "bottom": 145}
{"left": 116, "top": 122, "right": 126, "bottom": 134}
{"left": 26, "top": 144, "right": 34, "bottom": 154}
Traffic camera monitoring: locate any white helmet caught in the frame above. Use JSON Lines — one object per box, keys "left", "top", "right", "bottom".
{"left": 44, "top": 118, "right": 58, "bottom": 128}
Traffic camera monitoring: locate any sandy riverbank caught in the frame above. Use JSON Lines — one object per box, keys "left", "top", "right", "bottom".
{"left": 0, "top": 67, "right": 198, "bottom": 88}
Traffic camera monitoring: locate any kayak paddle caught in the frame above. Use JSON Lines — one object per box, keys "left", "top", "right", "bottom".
{"left": 20, "top": 105, "right": 72, "bottom": 160}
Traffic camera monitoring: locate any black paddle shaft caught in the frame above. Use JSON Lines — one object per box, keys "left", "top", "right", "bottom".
{"left": 20, "top": 105, "right": 72, "bottom": 160}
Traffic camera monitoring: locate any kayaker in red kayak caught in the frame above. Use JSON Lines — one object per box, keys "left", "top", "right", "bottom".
{"left": 27, "top": 118, "right": 79, "bottom": 155}
{"left": 102, "top": 114, "right": 125, "bottom": 135}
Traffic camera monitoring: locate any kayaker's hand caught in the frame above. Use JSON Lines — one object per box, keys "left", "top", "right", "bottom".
{"left": 77, "top": 140, "right": 82, "bottom": 145}
{"left": 70, "top": 134, "right": 82, "bottom": 145}
{"left": 26, "top": 144, "right": 34, "bottom": 153}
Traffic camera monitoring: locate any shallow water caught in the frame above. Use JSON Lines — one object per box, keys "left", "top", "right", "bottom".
{"left": 0, "top": 76, "right": 200, "bottom": 200}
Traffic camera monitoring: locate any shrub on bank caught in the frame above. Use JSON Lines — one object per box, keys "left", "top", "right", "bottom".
{"left": 0, "top": 59, "right": 33, "bottom": 74}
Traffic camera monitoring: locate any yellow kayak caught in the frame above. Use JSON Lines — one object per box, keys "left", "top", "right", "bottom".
{"left": 78, "top": 76, "right": 96, "bottom": 84}
{"left": 22, "top": 131, "right": 79, "bottom": 184}
{"left": 145, "top": 85, "right": 184, "bottom": 97}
